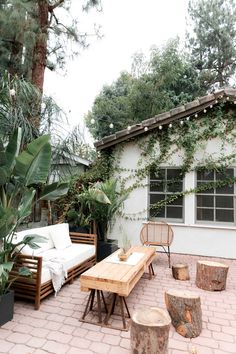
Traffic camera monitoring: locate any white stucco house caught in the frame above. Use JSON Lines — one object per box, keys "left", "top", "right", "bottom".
{"left": 95, "top": 88, "right": 236, "bottom": 259}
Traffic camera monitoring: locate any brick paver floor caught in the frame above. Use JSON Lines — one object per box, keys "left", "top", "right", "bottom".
{"left": 1, "top": 253, "right": 236, "bottom": 353}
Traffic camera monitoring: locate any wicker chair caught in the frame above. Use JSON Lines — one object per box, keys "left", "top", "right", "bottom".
{"left": 140, "top": 221, "right": 174, "bottom": 267}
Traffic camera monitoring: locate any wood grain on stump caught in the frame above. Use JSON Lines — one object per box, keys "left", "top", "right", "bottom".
{"left": 196, "top": 260, "right": 229, "bottom": 291}
{"left": 131, "top": 307, "right": 171, "bottom": 354}
{"left": 165, "top": 289, "right": 202, "bottom": 338}
{"left": 172, "top": 263, "right": 190, "bottom": 281}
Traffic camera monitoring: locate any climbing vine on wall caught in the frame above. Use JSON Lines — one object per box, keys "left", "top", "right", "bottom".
{"left": 110, "top": 101, "right": 236, "bottom": 221}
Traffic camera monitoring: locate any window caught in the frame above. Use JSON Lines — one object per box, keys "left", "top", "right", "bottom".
{"left": 196, "top": 169, "right": 235, "bottom": 223}
{"left": 149, "top": 168, "right": 184, "bottom": 221}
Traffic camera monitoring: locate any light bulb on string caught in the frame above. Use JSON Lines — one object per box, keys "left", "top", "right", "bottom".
{"left": 109, "top": 123, "right": 114, "bottom": 129}
{"left": 180, "top": 120, "right": 184, "bottom": 125}
{"left": 186, "top": 116, "right": 190, "bottom": 121}
{"left": 203, "top": 109, "right": 207, "bottom": 113}
{"left": 159, "top": 125, "right": 162, "bottom": 130}
{"left": 127, "top": 125, "right": 131, "bottom": 131}
{"left": 90, "top": 118, "right": 95, "bottom": 125}
{"left": 210, "top": 105, "right": 213, "bottom": 108}
{"left": 195, "top": 113, "right": 198, "bottom": 118}
{"left": 169, "top": 123, "right": 172, "bottom": 128}
{"left": 144, "top": 127, "right": 148, "bottom": 132}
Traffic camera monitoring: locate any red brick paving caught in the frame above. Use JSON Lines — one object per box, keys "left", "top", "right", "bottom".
{"left": 0, "top": 253, "right": 236, "bottom": 353}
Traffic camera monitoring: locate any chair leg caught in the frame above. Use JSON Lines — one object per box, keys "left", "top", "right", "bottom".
{"left": 168, "top": 246, "right": 171, "bottom": 268}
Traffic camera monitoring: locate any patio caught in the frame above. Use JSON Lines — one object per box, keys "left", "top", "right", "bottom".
{"left": 1, "top": 252, "right": 236, "bottom": 354}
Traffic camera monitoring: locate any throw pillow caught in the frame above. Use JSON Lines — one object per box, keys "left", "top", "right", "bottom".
{"left": 50, "top": 223, "right": 72, "bottom": 250}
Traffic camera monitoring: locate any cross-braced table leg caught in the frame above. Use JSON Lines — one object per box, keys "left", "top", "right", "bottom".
{"left": 103, "top": 293, "right": 131, "bottom": 331}
{"left": 81, "top": 289, "right": 107, "bottom": 324}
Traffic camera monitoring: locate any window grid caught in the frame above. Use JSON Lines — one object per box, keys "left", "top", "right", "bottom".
{"left": 196, "top": 169, "right": 235, "bottom": 224}
{"left": 149, "top": 168, "right": 184, "bottom": 221}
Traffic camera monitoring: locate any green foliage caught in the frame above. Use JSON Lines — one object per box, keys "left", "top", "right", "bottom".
{"left": 0, "top": 127, "right": 69, "bottom": 295}
{"left": 113, "top": 103, "right": 236, "bottom": 220}
{"left": 86, "top": 39, "right": 203, "bottom": 140}
{"left": 187, "top": 0, "right": 236, "bottom": 89}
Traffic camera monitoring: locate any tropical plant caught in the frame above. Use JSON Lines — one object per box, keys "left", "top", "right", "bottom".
{"left": 0, "top": 128, "right": 69, "bottom": 295}
{"left": 84, "top": 179, "right": 128, "bottom": 241}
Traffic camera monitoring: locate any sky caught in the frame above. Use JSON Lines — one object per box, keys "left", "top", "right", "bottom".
{"left": 45, "top": 0, "right": 189, "bottom": 142}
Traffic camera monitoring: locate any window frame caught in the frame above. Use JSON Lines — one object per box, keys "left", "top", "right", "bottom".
{"left": 195, "top": 168, "right": 236, "bottom": 226}
{"left": 148, "top": 166, "right": 185, "bottom": 223}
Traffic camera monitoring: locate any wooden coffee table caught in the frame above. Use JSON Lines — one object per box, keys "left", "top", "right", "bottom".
{"left": 80, "top": 245, "right": 156, "bottom": 330}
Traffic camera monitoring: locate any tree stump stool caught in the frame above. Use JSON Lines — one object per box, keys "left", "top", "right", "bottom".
{"left": 172, "top": 263, "right": 190, "bottom": 280}
{"left": 131, "top": 307, "right": 171, "bottom": 354}
{"left": 165, "top": 289, "right": 202, "bottom": 338}
{"left": 196, "top": 260, "right": 229, "bottom": 291}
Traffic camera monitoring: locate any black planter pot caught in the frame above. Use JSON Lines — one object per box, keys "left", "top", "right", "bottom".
{"left": 97, "top": 239, "right": 119, "bottom": 262}
{"left": 0, "top": 290, "right": 14, "bottom": 326}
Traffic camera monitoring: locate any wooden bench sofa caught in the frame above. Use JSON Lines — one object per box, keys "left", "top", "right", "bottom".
{"left": 11, "top": 223, "right": 97, "bottom": 310}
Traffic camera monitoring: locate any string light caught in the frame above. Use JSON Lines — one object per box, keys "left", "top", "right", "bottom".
{"left": 195, "top": 113, "right": 198, "bottom": 118}
{"left": 127, "top": 125, "right": 131, "bottom": 131}
{"left": 180, "top": 120, "right": 184, "bottom": 125}
{"left": 169, "top": 123, "right": 172, "bottom": 128}
{"left": 227, "top": 97, "right": 230, "bottom": 100}
{"left": 90, "top": 118, "right": 95, "bottom": 125}
{"left": 159, "top": 125, "right": 162, "bottom": 130}
{"left": 210, "top": 105, "right": 213, "bottom": 108}
{"left": 203, "top": 109, "right": 207, "bottom": 113}
{"left": 186, "top": 116, "right": 190, "bottom": 121}
{"left": 215, "top": 100, "right": 218, "bottom": 104}
{"left": 144, "top": 127, "right": 148, "bottom": 132}
{"left": 109, "top": 123, "right": 114, "bottom": 129}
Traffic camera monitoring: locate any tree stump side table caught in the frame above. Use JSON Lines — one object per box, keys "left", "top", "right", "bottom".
{"left": 165, "top": 289, "right": 202, "bottom": 338}
{"left": 172, "top": 263, "right": 190, "bottom": 280}
{"left": 130, "top": 307, "right": 171, "bottom": 354}
{"left": 196, "top": 260, "right": 229, "bottom": 291}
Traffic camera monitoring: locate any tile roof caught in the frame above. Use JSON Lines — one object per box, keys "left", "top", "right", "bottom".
{"left": 94, "top": 88, "right": 236, "bottom": 151}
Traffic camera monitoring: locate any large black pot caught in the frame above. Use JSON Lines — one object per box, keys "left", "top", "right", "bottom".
{"left": 0, "top": 290, "right": 14, "bottom": 326}
{"left": 69, "top": 225, "right": 90, "bottom": 234}
{"left": 97, "top": 239, "right": 119, "bottom": 262}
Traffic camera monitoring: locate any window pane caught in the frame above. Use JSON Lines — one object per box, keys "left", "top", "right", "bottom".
{"left": 167, "top": 206, "right": 182, "bottom": 219}
{"left": 197, "top": 170, "right": 214, "bottom": 181}
{"left": 167, "top": 181, "right": 183, "bottom": 192}
{"left": 167, "top": 169, "right": 182, "bottom": 180}
{"left": 216, "top": 169, "right": 234, "bottom": 180}
{"left": 150, "top": 169, "right": 165, "bottom": 180}
{"left": 197, "top": 182, "right": 214, "bottom": 194}
{"left": 150, "top": 206, "right": 165, "bottom": 218}
{"left": 197, "top": 208, "right": 214, "bottom": 221}
{"left": 150, "top": 180, "right": 164, "bottom": 192}
{"left": 169, "top": 195, "right": 183, "bottom": 206}
{"left": 216, "top": 209, "right": 234, "bottom": 222}
{"left": 197, "top": 195, "right": 214, "bottom": 207}
{"left": 216, "top": 184, "right": 234, "bottom": 194}
{"left": 216, "top": 196, "right": 234, "bottom": 208}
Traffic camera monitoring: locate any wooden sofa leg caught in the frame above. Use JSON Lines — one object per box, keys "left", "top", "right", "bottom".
{"left": 35, "top": 297, "right": 40, "bottom": 310}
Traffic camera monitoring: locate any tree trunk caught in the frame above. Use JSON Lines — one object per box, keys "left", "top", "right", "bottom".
{"left": 196, "top": 260, "right": 229, "bottom": 291}
{"left": 165, "top": 289, "right": 202, "bottom": 338}
{"left": 131, "top": 307, "right": 171, "bottom": 354}
{"left": 172, "top": 263, "right": 190, "bottom": 281}
{"left": 31, "top": 0, "right": 48, "bottom": 93}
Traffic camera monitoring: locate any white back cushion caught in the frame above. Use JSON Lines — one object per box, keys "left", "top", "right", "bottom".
{"left": 50, "top": 223, "right": 72, "bottom": 250}
{"left": 15, "top": 226, "right": 54, "bottom": 255}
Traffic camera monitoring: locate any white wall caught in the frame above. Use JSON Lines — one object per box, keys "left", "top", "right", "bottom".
{"left": 109, "top": 137, "right": 236, "bottom": 259}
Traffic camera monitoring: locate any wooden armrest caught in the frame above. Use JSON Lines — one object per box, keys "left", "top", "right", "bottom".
{"left": 69, "top": 232, "right": 97, "bottom": 247}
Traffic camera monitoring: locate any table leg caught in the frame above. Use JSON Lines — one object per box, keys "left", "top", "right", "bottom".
{"left": 81, "top": 289, "right": 106, "bottom": 324}
{"left": 103, "top": 293, "right": 130, "bottom": 331}
{"left": 148, "top": 263, "right": 155, "bottom": 279}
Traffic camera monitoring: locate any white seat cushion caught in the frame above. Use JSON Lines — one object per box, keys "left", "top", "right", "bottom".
{"left": 40, "top": 243, "right": 95, "bottom": 284}
{"left": 15, "top": 226, "right": 54, "bottom": 255}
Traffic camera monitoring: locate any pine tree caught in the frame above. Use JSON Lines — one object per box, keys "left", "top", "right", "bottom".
{"left": 187, "top": 0, "right": 236, "bottom": 89}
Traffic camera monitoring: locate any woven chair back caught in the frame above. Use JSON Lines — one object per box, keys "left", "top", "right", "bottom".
{"left": 140, "top": 221, "right": 174, "bottom": 246}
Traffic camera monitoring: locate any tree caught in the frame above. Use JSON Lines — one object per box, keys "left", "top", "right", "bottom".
{"left": 187, "top": 0, "right": 236, "bottom": 89}
{"left": 0, "top": 0, "right": 101, "bottom": 129}
{"left": 86, "top": 39, "right": 202, "bottom": 140}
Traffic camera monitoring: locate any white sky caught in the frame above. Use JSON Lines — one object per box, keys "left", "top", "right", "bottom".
{"left": 45, "top": 0, "right": 189, "bottom": 142}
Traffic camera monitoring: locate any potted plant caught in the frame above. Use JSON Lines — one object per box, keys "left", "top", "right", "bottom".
{"left": 84, "top": 179, "right": 128, "bottom": 261}
{"left": 0, "top": 128, "right": 69, "bottom": 326}
{"left": 118, "top": 229, "right": 132, "bottom": 261}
